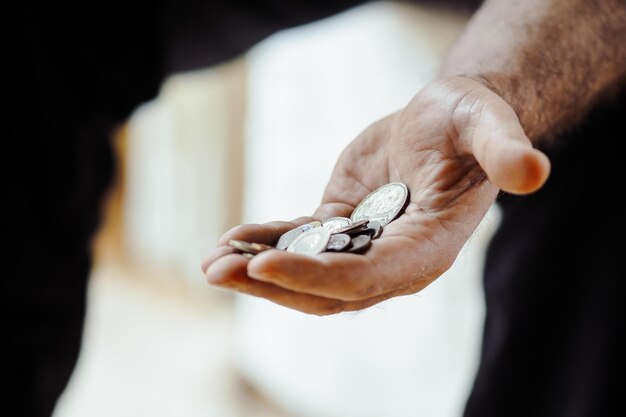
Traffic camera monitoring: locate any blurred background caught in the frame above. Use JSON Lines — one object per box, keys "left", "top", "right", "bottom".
{"left": 53, "top": 3, "right": 501, "bottom": 417}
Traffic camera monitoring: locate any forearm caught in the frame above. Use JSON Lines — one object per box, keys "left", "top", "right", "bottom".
{"left": 440, "top": 0, "right": 626, "bottom": 142}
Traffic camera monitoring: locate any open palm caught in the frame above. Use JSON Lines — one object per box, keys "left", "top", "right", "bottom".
{"left": 202, "top": 77, "right": 550, "bottom": 315}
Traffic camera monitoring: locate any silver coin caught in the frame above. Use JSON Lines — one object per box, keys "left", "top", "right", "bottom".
{"left": 276, "top": 220, "right": 322, "bottom": 250}
{"left": 229, "top": 239, "right": 273, "bottom": 254}
{"left": 350, "top": 182, "right": 408, "bottom": 227}
{"left": 242, "top": 253, "right": 255, "bottom": 259}
{"left": 286, "top": 227, "right": 330, "bottom": 256}
{"left": 347, "top": 234, "right": 372, "bottom": 253}
{"left": 330, "top": 219, "right": 369, "bottom": 235}
{"left": 322, "top": 217, "right": 352, "bottom": 233}
{"left": 326, "top": 233, "right": 351, "bottom": 251}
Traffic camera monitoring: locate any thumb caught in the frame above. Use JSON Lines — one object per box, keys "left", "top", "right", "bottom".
{"left": 458, "top": 93, "right": 551, "bottom": 194}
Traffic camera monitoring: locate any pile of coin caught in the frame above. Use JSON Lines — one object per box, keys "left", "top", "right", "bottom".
{"left": 229, "top": 182, "right": 409, "bottom": 257}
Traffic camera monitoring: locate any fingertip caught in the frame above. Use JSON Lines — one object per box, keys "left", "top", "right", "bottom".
{"left": 201, "top": 246, "right": 237, "bottom": 274}
{"left": 205, "top": 254, "right": 248, "bottom": 286}
{"left": 494, "top": 145, "right": 551, "bottom": 194}
{"left": 201, "top": 259, "right": 210, "bottom": 274}
{"left": 521, "top": 149, "right": 551, "bottom": 193}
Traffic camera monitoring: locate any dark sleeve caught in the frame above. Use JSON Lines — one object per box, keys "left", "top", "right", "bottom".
{"left": 465, "top": 88, "right": 626, "bottom": 417}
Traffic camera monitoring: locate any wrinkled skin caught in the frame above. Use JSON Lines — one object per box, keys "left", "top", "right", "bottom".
{"left": 202, "top": 77, "right": 550, "bottom": 315}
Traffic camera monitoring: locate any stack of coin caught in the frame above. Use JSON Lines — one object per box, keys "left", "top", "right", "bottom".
{"left": 229, "top": 182, "right": 409, "bottom": 257}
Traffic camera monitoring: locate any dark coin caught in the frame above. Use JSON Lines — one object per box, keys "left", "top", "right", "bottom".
{"left": 326, "top": 233, "right": 351, "bottom": 251}
{"left": 347, "top": 234, "right": 372, "bottom": 253}
{"left": 365, "top": 221, "right": 383, "bottom": 239}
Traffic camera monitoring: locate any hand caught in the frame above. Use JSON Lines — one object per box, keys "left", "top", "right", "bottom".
{"left": 201, "top": 76, "right": 550, "bottom": 315}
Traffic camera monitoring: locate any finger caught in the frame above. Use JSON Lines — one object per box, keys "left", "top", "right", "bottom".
{"left": 248, "top": 250, "right": 371, "bottom": 301}
{"left": 204, "top": 217, "right": 316, "bottom": 274}
{"left": 204, "top": 252, "right": 251, "bottom": 287}
{"left": 201, "top": 245, "right": 237, "bottom": 274}
{"left": 229, "top": 276, "right": 414, "bottom": 315}
{"left": 207, "top": 255, "right": 415, "bottom": 316}
{"left": 247, "top": 235, "right": 435, "bottom": 301}
{"left": 457, "top": 92, "right": 551, "bottom": 194}
{"left": 205, "top": 253, "right": 370, "bottom": 315}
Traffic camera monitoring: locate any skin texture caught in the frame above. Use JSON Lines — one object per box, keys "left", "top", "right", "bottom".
{"left": 443, "top": 0, "right": 626, "bottom": 141}
{"left": 202, "top": 0, "right": 626, "bottom": 315}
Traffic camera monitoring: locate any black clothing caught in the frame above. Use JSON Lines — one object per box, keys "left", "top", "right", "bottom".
{"left": 465, "top": 93, "right": 626, "bottom": 417}
{"left": 3, "top": 1, "right": 619, "bottom": 416}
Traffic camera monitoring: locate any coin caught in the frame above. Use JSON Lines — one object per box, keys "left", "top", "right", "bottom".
{"left": 350, "top": 182, "right": 408, "bottom": 227}
{"left": 242, "top": 253, "right": 255, "bottom": 259}
{"left": 350, "top": 221, "right": 383, "bottom": 239}
{"left": 322, "top": 217, "right": 352, "bottom": 233}
{"left": 347, "top": 234, "right": 372, "bottom": 253}
{"left": 286, "top": 227, "right": 330, "bottom": 256}
{"left": 229, "top": 239, "right": 274, "bottom": 254}
{"left": 330, "top": 219, "right": 369, "bottom": 235}
{"left": 364, "top": 221, "right": 382, "bottom": 239}
{"left": 326, "top": 233, "right": 351, "bottom": 251}
{"left": 276, "top": 220, "right": 322, "bottom": 250}
{"left": 268, "top": 183, "right": 406, "bottom": 256}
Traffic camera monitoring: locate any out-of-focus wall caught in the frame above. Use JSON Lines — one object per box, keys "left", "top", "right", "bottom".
{"left": 125, "top": 59, "right": 247, "bottom": 288}
{"left": 54, "top": 61, "right": 255, "bottom": 417}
